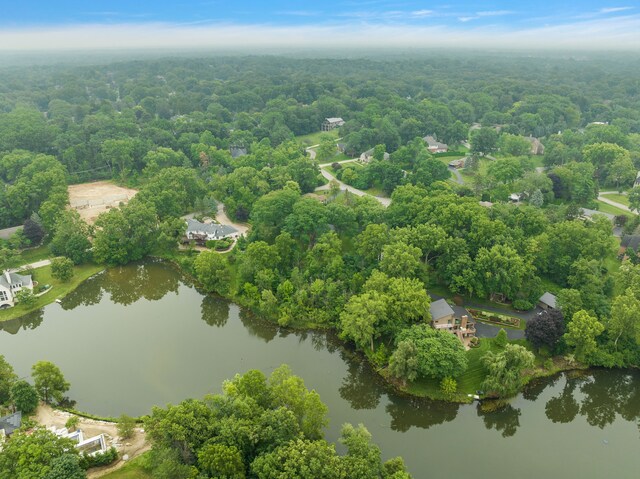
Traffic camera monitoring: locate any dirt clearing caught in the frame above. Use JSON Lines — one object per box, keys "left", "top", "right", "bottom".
{"left": 35, "top": 404, "right": 149, "bottom": 478}
{"left": 68, "top": 181, "right": 138, "bottom": 224}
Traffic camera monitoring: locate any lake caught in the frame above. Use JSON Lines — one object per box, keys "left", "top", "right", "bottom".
{"left": 1, "top": 260, "right": 638, "bottom": 478}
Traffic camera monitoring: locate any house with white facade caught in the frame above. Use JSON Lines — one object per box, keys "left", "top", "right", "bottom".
{"left": 423, "top": 135, "right": 448, "bottom": 153}
{"left": 0, "top": 271, "right": 33, "bottom": 309}
{"left": 185, "top": 218, "right": 239, "bottom": 245}
{"left": 321, "top": 117, "right": 345, "bottom": 131}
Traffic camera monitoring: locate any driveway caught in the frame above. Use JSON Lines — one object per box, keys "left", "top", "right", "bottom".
{"left": 449, "top": 166, "right": 465, "bottom": 185}
{"left": 8, "top": 259, "right": 52, "bottom": 273}
{"left": 475, "top": 322, "right": 525, "bottom": 339}
{"left": 316, "top": 168, "right": 391, "bottom": 207}
{"left": 598, "top": 191, "right": 636, "bottom": 214}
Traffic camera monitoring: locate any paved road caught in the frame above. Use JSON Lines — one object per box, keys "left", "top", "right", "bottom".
{"left": 598, "top": 191, "right": 635, "bottom": 214}
{"left": 316, "top": 168, "right": 391, "bottom": 207}
{"left": 475, "top": 322, "right": 525, "bottom": 340}
{"left": 8, "top": 259, "right": 52, "bottom": 273}
{"left": 449, "top": 166, "right": 465, "bottom": 185}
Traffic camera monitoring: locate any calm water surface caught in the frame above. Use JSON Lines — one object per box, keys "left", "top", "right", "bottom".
{"left": 1, "top": 261, "right": 638, "bottom": 478}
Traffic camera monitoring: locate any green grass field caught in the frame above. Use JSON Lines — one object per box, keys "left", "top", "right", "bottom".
{"left": 406, "top": 337, "right": 500, "bottom": 399}
{"left": 296, "top": 129, "right": 339, "bottom": 146}
{"left": 0, "top": 263, "right": 104, "bottom": 322}
{"left": 17, "top": 245, "right": 51, "bottom": 264}
{"left": 101, "top": 453, "right": 152, "bottom": 479}
{"left": 601, "top": 192, "right": 630, "bottom": 207}
{"left": 595, "top": 200, "right": 633, "bottom": 217}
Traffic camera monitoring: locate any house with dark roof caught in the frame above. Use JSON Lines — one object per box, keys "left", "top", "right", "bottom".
{"left": 430, "top": 299, "right": 455, "bottom": 329}
{"left": 0, "top": 411, "right": 21, "bottom": 437}
{"left": 430, "top": 298, "right": 476, "bottom": 347}
{"left": 423, "top": 135, "right": 448, "bottom": 153}
{"left": 0, "top": 271, "right": 33, "bottom": 309}
{"left": 321, "top": 118, "right": 345, "bottom": 131}
{"left": 619, "top": 235, "right": 640, "bottom": 257}
{"left": 538, "top": 292, "right": 557, "bottom": 311}
{"left": 185, "top": 219, "right": 239, "bottom": 245}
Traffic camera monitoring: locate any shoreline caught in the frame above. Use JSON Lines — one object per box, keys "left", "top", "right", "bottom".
{"left": 0, "top": 263, "right": 105, "bottom": 323}
{"left": 0, "top": 256, "right": 611, "bottom": 404}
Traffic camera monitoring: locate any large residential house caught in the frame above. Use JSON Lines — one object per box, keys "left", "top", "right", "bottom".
{"left": 185, "top": 218, "right": 239, "bottom": 245}
{"left": 423, "top": 135, "right": 448, "bottom": 153}
{"left": 359, "top": 147, "right": 390, "bottom": 163}
{"left": 0, "top": 271, "right": 33, "bottom": 309}
{"left": 430, "top": 299, "right": 476, "bottom": 346}
{"left": 321, "top": 117, "right": 345, "bottom": 131}
{"left": 525, "top": 136, "right": 545, "bottom": 155}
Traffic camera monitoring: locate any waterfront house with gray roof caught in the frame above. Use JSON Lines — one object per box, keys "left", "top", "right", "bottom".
{"left": 0, "top": 271, "right": 33, "bottom": 308}
{"left": 185, "top": 218, "right": 239, "bottom": 245}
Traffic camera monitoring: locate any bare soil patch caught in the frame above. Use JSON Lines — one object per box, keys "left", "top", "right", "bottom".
{"left": 34, "top": 404, "right": 149, "bottom": 478}
{"left": 68, "top": 181, "right": 138, "bottom": 224}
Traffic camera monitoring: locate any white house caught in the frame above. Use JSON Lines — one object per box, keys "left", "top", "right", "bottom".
{"left": 423, "top": 135, "right": 448, "bottom": 153}
{"left": 321, "top": 118, "right": 345, "bottom": 131}
{"left": 0, "top": 271, "right": 33, "bottom": 309}
{"left": 185, "top": 218, "right": 239, "bottom": 244}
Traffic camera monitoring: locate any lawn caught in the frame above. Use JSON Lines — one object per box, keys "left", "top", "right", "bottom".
{"left": 6, "top": 244, "right": 51, "bottom": 268}
{"left": 601, "top": 192, "right": 630, "bottom": 207}
{"left": 406, "top": 337, "right": 500, "bottom": 399}
{"left": 436, "top": 156, "right": 464, "bottom": 166}
{"left": 0, "top": 263, "right": 104, "bottom": 322}
{"left": 101, "top": 453, "right": 152, "bottom": 479}
{"left": 595, "top": 200, "right": 633, "bottom": 217}
{"left": 296, "top": 129, "right": 339, "bottom": 147}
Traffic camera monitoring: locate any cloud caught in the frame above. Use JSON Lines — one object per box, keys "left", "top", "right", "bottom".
{"left": 278, "top": 11, "right": 322, "bottom": 17}
{"left": 600, "top": 7, "right": 634, "bottom": 13}
{"left": 0, "top": 15, "right": 638, "bottom": 52}
{"left": 458, "top": 10, "right": 515, "bottom": 22}
{"left": 476, "top": 10, "right": 515, "bottom": 17}
{"left": 411, "top": 10, "right": 434, "bottom": 18}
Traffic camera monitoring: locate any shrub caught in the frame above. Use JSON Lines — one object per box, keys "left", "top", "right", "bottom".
{"left": 51, "top": 257, "right": 74, "bottom": 282}
{"left": 79, "top": 447, "right": 118, "bottom": 469}
{"left": 331, "top": 162, "right": 342, "bottom": 170}
{"left": 65, "top": 416, "right": 80, "bottom": 431}
{"left": 512, "top": 299, "right": 534, "bottom": 311}
{"left": 440, "top": 377, "right": 457, "bottom": 398}
{"left": 494, "top": 329, "right": 508, "bottom": 348}
{"left": 15, "top": 289, "right": 36, "bottom": 306}
{"left": 117, "top": 414, "right": 136, "bottom": 439}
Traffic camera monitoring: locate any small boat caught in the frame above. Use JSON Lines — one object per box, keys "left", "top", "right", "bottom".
{"left": 55, "top": 299, "right": 62, "bottom": 304}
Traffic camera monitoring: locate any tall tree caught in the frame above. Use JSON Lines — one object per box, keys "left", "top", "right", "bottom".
{"left": 482, "top": 344, "right": 535, "bottom": 397}
{"left": 31, "top": 361, "right": 70, "bottom": 405}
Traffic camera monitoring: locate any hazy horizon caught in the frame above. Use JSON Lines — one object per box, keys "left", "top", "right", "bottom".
{"left": 1, "top": 1, "right": 639, "bottom": 52}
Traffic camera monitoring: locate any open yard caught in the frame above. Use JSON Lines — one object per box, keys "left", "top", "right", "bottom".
{"left": 0, "top": 263, "right": 104, "bottom": 322}
{"left": 295, "top": 129, "right": 339, "bottom": 146}
{"left": 595, "top": 199, "right": 632, "bottom": 218}
{"left": 601, "top": 192, "right": 630, "bottom": 207}
{"left": 68, "top": 181, "right": 138, "bottom": 224}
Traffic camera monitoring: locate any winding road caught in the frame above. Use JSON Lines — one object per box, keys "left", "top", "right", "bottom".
{"left": 316, "top": 159, "right": 391, "bottom": 207}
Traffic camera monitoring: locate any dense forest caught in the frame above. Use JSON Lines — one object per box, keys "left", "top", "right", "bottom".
{"left": 1, "top": 53, "right": 640, "bottom": 405}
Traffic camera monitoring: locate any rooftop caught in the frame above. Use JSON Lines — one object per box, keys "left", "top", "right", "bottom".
{"left": 0, "top": 271, "right": 31, "bottom": 290}
{"left": 539, "top": 292, "right": 557, "bottom": 309}
{"left": 186, "top": 218, "right": 238, "bottom": 237}
{"left": 430, "top": 298, "right": 455, "bottom": 321}
{"left": 0, "top": 411, "right": 22, "bottom": 436}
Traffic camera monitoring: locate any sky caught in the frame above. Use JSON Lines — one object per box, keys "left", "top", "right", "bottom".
{"left": 0, "top": 1, "right": 639, "bottom": 51}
